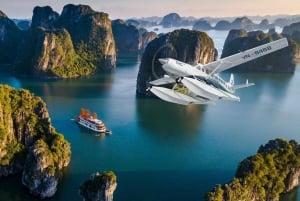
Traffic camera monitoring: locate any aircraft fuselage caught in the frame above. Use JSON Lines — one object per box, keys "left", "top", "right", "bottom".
{"left": 160, "top": 58, "right": 234, "bottom": 93}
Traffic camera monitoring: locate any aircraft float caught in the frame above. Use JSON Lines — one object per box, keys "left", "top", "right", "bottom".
{"left": 148, "top": 38, "right": 289, "bottom": 105}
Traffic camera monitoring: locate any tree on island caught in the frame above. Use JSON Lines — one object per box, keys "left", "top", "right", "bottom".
{"left": 207, "top": 138, "right": 300, "bottom": 201}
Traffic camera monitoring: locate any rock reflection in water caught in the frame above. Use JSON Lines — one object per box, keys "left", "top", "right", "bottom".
{"left": 136, "top": 96, "right": 206, "bottom": 141}
{"left": 20, "top": 70, "right": 115, "bottom": 99}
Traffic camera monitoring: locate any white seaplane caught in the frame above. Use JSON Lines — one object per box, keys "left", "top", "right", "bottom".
{"left": 148, "top": 37, "right": 289, "bottom": 105}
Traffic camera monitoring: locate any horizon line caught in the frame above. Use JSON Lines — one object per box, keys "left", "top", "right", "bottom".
{"left": 7, "top": 13, "right": 300, "bottom": 21}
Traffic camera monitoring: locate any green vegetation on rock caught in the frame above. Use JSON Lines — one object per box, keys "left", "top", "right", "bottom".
{"left": 14, "top": 27, "right": 95, "bottom": 78}
{"left": 80, "top": 171, "right": 117, "bottom": 201}
{"left": 206, "top": 138, "right": 300, "bottom": 201}
{"left": 59, "top": 4, "right": 116, "bottom": 70}
{"left": 7, "top": 5, "right": 116, "bottom": 78}
{"left": 40, "top": 28, "right": 95, "bottom": 78}
{"left": 0, "top": 84, "right": 71, "bottom": 198}
{"left": 0, "top": 85, "right": 43, "bottom": 167}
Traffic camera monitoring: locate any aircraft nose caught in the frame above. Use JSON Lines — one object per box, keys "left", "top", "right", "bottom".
{"left": 158, "top": 58, "right": 168, "bottom": 65}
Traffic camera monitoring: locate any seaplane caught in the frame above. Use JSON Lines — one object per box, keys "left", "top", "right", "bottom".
{"left": 148, "top": 37, "right": 289, "bottom": 105}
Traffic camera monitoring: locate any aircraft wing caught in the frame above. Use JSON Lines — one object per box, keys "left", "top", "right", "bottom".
{"left": 203, "top": 38, "right": 289, "bottom": 74}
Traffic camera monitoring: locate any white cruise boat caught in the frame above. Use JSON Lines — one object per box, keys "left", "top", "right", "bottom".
{"left": 77, "top": 108, "right": 111, "bottom": 134}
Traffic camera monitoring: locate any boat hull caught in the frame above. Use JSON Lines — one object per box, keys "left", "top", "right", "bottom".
{"left": 77, "top": 117, "right": 110, "bottom": 133}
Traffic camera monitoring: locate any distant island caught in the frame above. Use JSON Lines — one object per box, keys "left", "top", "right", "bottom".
{"left": 0, "top": 84, "right": 71, "bottom": 198}
{"left": 11, "top": 13, "right": 300, "bottom": 31}
{"left": 193, "top": 16, "right": 276, "bottom": 31}
{"left": 128, "top": 12, "right": 300, "bottom": 30}
{"left": 160, "top": 13, "right": 195, "bottom": 28}
{"left": 1, "top": 6, "right": 300, "bottom": 81}
{"left": 206, "top": 138, "right": 300, "bottom": 201}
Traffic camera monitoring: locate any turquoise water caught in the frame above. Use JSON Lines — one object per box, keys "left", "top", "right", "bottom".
{"left": 1, "top": 37, "right": 300, "bottom": 201}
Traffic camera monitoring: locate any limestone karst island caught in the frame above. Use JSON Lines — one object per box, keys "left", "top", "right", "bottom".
{"left": 1, "top": 2, "right": 300, "bottom": 201}
{"left": 0, "top": 85, "right": 71, "bottom": 198}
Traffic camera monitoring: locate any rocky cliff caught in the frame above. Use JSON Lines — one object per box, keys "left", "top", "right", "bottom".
{"left": 282, "top": 22, "right": 300, "bottom": 59}
{"left": 0, "top": 10, "right": 6, "bottom": 17}
{"left": 58, "top": 4, "right": 116, "bottom": 68}
{"left": 11, "top": 4, "right": 116, "bottom": 78}
{"left": 0, "top": 84, "right": 71, "bottom": 198}
{"left": 15, "top": 20, "right": 31, "bottom": 30}
{"left": 31, "top": 6, "right": 59, "bottom": 30}
{"left": 136, "top": 29, "right": 217, "bottom": 95}
{"left": 140, "top": 30, "right": 157, "bottom": 53}
{"left": 221, "top": 29, "right": 296, "bottom": 72}
{"left": 282, "top": 21, "right": 300, "bottom": 36}
{"left": 14, "top": 27, "right": 94, "bottom": 78}
{"left": 206, "top": 138, "right": 300, "bottom": 201}
{"left": 80, "top": 171, "right": 117, "bottom": 201}
{"left": 222, "top": 29, "right": 248, "bottom": 49}
{"left": 112, "top": 19, "right": 157, "bottom": 53}
{"left": 0, "top": 11, "right": 22, "bottom": 64}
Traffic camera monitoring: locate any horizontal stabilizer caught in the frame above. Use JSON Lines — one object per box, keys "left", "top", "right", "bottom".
{"left": 233, "top": 80, "right": 255, "bottom": 90}
{"left": 149, "top": 75, "right": 175, "bottom": 86}
{"left": 204, "top": 38, "right": 289, "bottom": 74}
{"left": 149, "top": 86, "right": 210, "bottom": 105}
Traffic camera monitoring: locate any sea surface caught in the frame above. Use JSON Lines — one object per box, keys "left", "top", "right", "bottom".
{"left": 0, "top": 27, "right": 300, "bottom": 201}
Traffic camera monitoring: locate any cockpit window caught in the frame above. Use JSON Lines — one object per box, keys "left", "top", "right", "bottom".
{"left": 175, "top": 61, "right": 184, "bottom": 66}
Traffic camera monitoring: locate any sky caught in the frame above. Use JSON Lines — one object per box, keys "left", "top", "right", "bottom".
{"left": 0, "top": 0, "right": 300, "bottom": 19}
